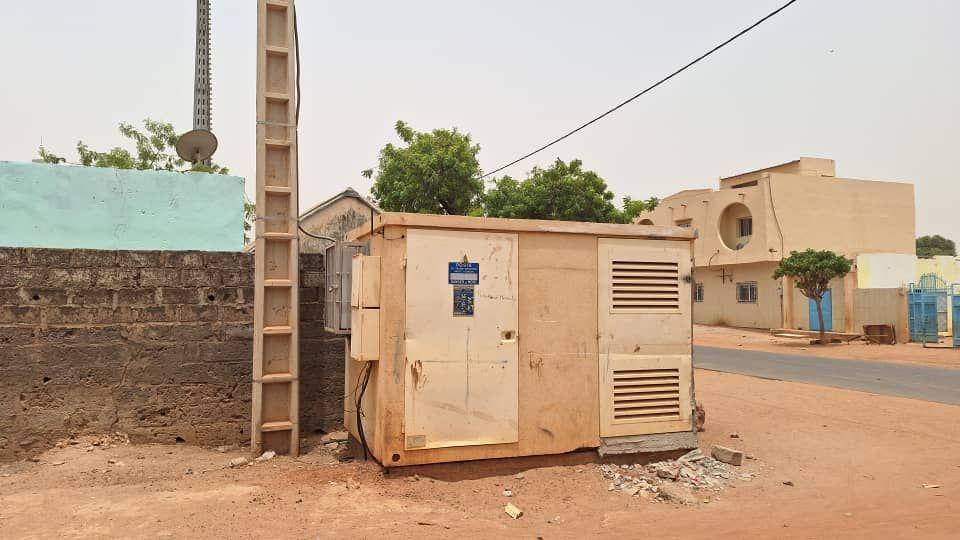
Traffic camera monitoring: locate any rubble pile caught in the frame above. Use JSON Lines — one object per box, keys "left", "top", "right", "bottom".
{"left": 598, "top": 448, "right": 756, "bottom": 504}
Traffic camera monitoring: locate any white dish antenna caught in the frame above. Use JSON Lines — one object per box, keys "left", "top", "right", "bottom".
{"left": 176, "top": 129, "right": 219, "bottom": 164}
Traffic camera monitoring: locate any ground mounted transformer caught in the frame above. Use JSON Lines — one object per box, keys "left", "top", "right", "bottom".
{"left": 341, "top": 212, "right": 697, "bottom": 467}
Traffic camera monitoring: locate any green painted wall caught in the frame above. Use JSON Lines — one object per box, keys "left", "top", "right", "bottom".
{"left": 0, "top": 162, "right": 245, "bottom": 251}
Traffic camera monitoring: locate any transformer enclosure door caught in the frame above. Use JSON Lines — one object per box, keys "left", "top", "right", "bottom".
{"left": 403, "top": 228, "right": 519, "bottom": 450}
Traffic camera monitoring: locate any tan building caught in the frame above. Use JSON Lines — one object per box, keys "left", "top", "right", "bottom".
{"left": 298, "top": 188, "right": 381, "bottom": 252}
{"left": 635, "top": 157, "right": 916, "bottom": 331}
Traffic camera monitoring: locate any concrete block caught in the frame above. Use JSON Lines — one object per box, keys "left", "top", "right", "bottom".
{"left": 117, "top": 250, "right": 164, "bottom": 268}
{"left": 221, "top": 269, "right": 254, "bottom": 287}
{"left": 0, "top": 306, "right": 41, "bottom": 324}
{"left": 139, "top": 268, "right": 180, "bottom": 287}
{"left": 0, "top": 247, "right": 24, "bottom": 266}
{"left": 94, "top": 268, "right": 139, "bottom": 288}
{"left": 179, "top": 305, "right": 220, "bottom": 322}
{"left": 711, "top": 445, "right": 744, "bottom": 466}
{"left": 181, "top": 268, "right": 222, "bottom": 287}
{"left": 16, "top": 288, "right": 70, "bottom": 306}
{"left": 116, "top": 288, "right": 158, "bottom": 306}
{"left": 163, "top": 251, "right": 204, "bottom": 268}
{"left": 24, "top": 248, "right": 73, "bottom": 267}
{"left": 71, "top": 289, "right": 116, "bottom": 307}
{"left": 160, "top": 287, "right": 201, "bottom": 305}
{"left": 70, "top": 249, "right": 117, "bottom": 268}
{"left": 130, "top": 305, "right": 180, "bottom": 323}
{"left": 46, "top": 268, "right": 96, "bottom": 288}
{"left": 219, "top": 305, "right": 252, "bottom": 323}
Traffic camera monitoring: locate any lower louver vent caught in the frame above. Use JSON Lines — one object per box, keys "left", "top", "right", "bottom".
{"left": 612, "top": 367, "right": 681, "bottom": 422}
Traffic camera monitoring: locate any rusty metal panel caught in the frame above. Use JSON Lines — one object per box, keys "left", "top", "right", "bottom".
{"left": 323, "top": 242, "right": 366, "bottom": 333}
{"left": 404, "top": 228, "right": 519, "bottom": 450}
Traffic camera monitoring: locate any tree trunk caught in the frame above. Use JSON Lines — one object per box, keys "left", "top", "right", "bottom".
{"left": 815, "top": 297, "right": 826, "bottom": 345}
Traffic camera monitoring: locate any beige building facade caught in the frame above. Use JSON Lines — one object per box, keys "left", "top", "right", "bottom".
{"left": 298, "top": 188, "right": 381, "bottom": 253}
{"left": 636, "top": 157, "right": 916, "bottom": 331}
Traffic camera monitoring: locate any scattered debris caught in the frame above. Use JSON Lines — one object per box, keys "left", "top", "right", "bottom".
{"left": 320, "top": 431, "right": 348, "bottom": 444}
{"left": 711, "top": 445, "right": 743, "bottom": 466}
{"left": 504, "top": 503, "right": 523, "bottom": 519}
{"left": 730, "top": 433, "right": 740, "bottom": 439}
{"left": 229, "top": 456, "right": 249, "bottom": 468}
{"left": 655, "top": 463, "right": 680, "bottom": 480}
{"left": 782, "top": 480, "right": 794, "bottom": 487}
{"left": 51, "top": 461, "right": 66, "bottom": 466}
{"left": 254, "top": 450, "right": 276, "bottom": 463}
{"left": 922, "top": 484, "right": 940, "bottom": 489}
{"left": 598, "top": 450, "right": 760, "bottom": 504}
{"left": 184, "top": 468, "right": 194, "bottom": 475}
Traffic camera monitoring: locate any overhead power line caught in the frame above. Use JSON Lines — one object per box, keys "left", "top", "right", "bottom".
{"left": 480, "top": 0, "right": 800, "bottom": 179}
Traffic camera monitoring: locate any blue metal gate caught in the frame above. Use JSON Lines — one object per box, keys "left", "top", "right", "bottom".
{"left": 908, "top": 285, "right": 939, "bottom": 343}
{"left": 953, "top": 288, "right": 960, "bottom": 348}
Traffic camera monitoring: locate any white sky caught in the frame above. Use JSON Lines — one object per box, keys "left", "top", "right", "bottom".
{"left": 1, "top": 1, "right": 957, "bottom": 242}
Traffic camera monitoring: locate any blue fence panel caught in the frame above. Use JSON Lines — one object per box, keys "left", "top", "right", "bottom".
{"left": 908, "top": 289, "right": 939, "bottom": 343}
{"left": 953, "top": 296, "right": 960, "bottom": 348}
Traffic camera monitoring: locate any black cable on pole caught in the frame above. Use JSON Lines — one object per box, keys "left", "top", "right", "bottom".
{"left": 480, "top": 0, "right": 800, "bottom": 179}
{"left": 292, "top": 6, "right": 336, "bottom": 243}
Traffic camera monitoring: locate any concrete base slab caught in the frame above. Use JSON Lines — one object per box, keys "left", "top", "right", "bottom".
{"left": 598, "top": 430, "right": 699, "bottom": 457}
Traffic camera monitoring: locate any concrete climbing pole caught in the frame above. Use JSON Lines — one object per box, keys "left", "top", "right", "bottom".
{"left": 252, "top": 0, "right": 300, "bottom": 456}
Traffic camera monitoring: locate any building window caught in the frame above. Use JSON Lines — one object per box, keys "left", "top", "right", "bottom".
{"left": 737, "top": 217, "right": 753, "bottom": 238}
{"left": 675, "top": 219, "right": 692, "bottom": 228}
{"left": 736, "top": 282, "right": 758, "bottom": 304}
{"left": 694, "top": 282, "right": 704, "bottom": 303}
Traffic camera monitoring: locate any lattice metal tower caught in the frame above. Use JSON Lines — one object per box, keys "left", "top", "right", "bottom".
{"left": 193, "top": 0, "right": 212, "bottom": 132}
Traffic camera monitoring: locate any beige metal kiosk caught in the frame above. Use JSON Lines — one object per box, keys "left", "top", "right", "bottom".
{"left": 344, "top": 212, "right": 697, "bottom": 467}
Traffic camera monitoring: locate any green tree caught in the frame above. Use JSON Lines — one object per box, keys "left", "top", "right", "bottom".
{"left": 36, "top": 119, "right": 248, "bottom": 240}
{"left": 363, "top": 120, "right": 483, "bottom": 215}
{"left": 772, "top": 249, "right": 852, "bottom": 345}
{"left": 621, "top": 196, "right": 660, "bottom": 222}
{"left": 916, "top": 235, "right": 956, "bottom": 258}
{"left": 484, "top": 158, "right": 623, "bottom": 223}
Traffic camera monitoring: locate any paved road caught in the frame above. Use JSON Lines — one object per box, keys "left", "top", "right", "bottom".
{"left": 694, "top": 346, "right": 960, "bottom": 406}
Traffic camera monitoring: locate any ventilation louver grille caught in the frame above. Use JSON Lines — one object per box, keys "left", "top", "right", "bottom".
{"left": 612, "top": 367, "right": 681, "bottom": 422}
{"left": 610, "top": 260, "right": 680, "bottom": 311}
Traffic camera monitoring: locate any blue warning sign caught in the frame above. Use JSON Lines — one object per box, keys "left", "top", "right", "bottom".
{"left": 448, "top": 262, "right": 479, "bottom": 285}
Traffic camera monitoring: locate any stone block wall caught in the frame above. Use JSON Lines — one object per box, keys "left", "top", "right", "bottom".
{"left": 0, "top": 247, "right": 344, "bottom": 460}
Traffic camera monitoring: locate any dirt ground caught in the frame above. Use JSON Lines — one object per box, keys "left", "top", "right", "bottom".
{"left": 695, "top": 324, "right": 960, "bottom": 368}
{"left": 2, "top": 370, "right": 958, "bottom": 539}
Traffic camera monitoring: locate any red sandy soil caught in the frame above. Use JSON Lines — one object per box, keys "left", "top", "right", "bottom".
{"left": 695, "top": 324, "right": 960, "bottom": 368}
{"left": 2, "top": 370, "right": 958, "bottom": 538}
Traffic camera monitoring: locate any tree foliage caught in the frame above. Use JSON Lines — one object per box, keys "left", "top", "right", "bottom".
{"left": 37, "top": 119, "right": 230, "bottom": 174}
{"left": 916, "top": 235, "right": 956, "bottom": 258}
{"left": 364, "top": 121, "right": 657, "bottom": 223}
{"left": 772, "top": 249, "right": 852, "bottom": 344}
{"left": 364, "top": 120, "right": 483, "bottom": 215}
{"left": 621, "top": 196, "right": 660, "bottom": 222}
{"left": 485, "top": 159, "right": 624, "bottom": 223}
